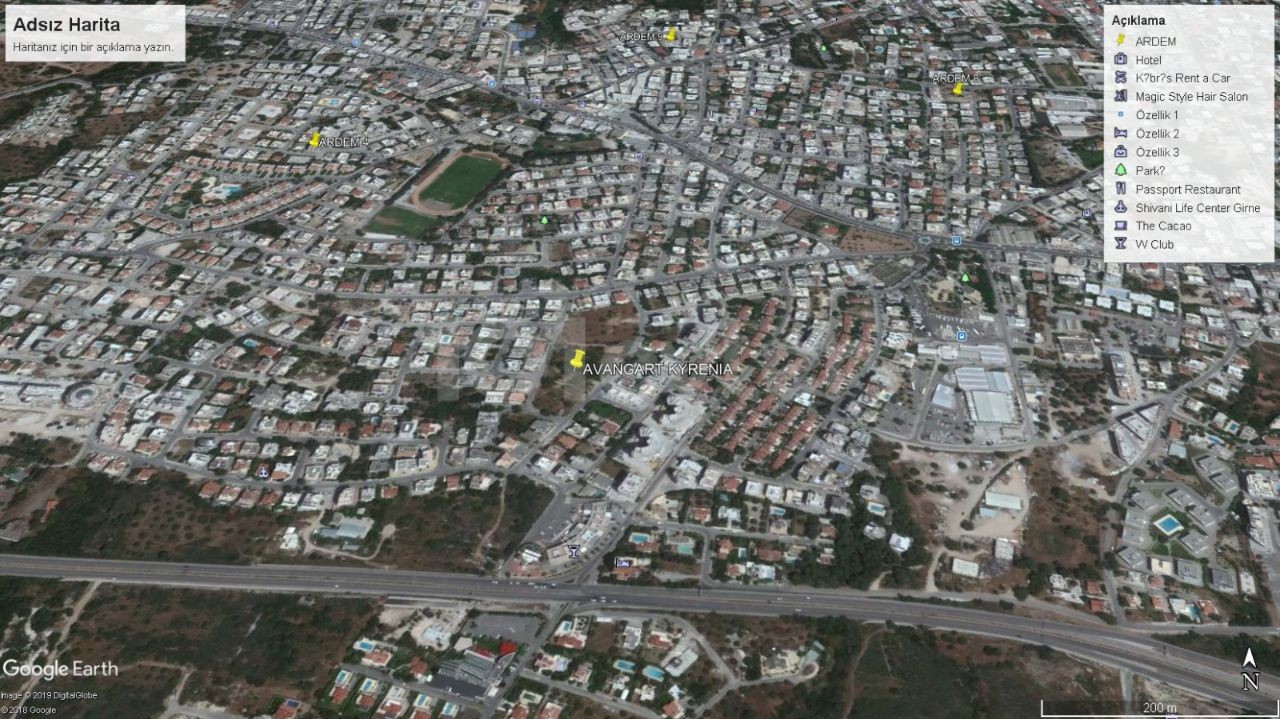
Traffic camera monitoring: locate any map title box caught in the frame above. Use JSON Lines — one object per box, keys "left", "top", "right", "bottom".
{"left": 6, "top": 4, "right": 186, "bottom": 63}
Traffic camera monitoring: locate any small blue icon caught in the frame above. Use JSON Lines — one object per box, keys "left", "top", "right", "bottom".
{"left": 635, "top": 152, "right": 644, "bottom": 160}
{"left": 487, "top": 79, "right": 496, "bottom": 88}
{"left": 1117, "top": 111, "right": 1125, "bottom": 118}
{"left": 1083, "top": 209, "right": 1093, "bottom": 218}
{"left": 956, "top": 330, "right": 968, "bottom": 342}
{"left": 532, "top": 97, "right": 542, "bottom": 105}
{"left": 951, "top": 235, "right": 962, "bottom": 246}
{"left": 352, "top": 36, "right": 361, "bottom": 47}
{"left": 578, "top": 99, "right": 586, "bottom": 108}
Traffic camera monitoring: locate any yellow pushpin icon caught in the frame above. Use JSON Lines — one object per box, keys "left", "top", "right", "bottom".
{"left": 308, "top": 131, "right": 320, "bottom": 147}
{"left": 1116, "top": 33, "right": 1125, "bottom": 45}
{"left": 951, "top": 82, "right": 964, "bottom": 96}
{"left": 664, "top": 27, "right": 676, "bottom": 42}
{"left": 570, "top": 349, "right": 586, "bottom": 368}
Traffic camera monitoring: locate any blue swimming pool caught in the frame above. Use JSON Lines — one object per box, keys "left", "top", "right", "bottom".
{"left": 1154, "top": 514, "right": 1184, "bottom": 536}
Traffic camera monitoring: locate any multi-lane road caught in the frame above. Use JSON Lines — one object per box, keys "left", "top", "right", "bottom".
{"left": 0, "top": 554, "right": 1273, "bottom": 712}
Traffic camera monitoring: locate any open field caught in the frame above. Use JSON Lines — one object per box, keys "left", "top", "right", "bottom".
{"left": 784, "top": 208, "right": 914, "bottom": 253}
{"left": 1043, "top": 62, "right": 1085, "bottom": 87}
{"left": 566, "top": 301, "right": 640, "bottom": 346}
{"left": 349, "top": 477, "right": 553, "bottom": 573}
{"left": 364, "top": 205, "right": 447, "bottom": 238}
{"left": 12, "top": 470, "right": 287, "bottom": 563}
{"left": 851, "top": 626, "right": 1119, "bottom": 717}
{"left": 1025, "top": 135, "right": 1088, "bottom": 186}
{"left": 697, "top": 618, "right": 1120, "bottom": 719}
{"left": 22, "top": 584, "right": 376, "bottom": 715}
{"left": 529, "top": 132, "right": 606, "bottom": 157}
{"left": 1232, "top": 341, "right": 1280, "bottom": 428}
{"left": 1022, "top": 448, "right": 1105, "bottom": 572}
{"left": 533, "top": 303, "right": 639, "bottom": 415}
{"left": 410, "top": 151, "right": 506, "bottom": 214}
{"left": 12, "top": 463, "right": 550, "bottom": 573}
{"left": 23, "top": 663, "right": 181, "bottom": 719}
{"left": 1032, "top": 362, "right": 1110, "bottom": 435}
{"left": 0, "top": 45, "right": 115, "bottom": 93}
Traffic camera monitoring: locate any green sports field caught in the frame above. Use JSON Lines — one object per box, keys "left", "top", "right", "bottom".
{"left": 364, "top": 206, "right": 444, "bottom": 238}
{"left": 416, "top": 154, "right": 504, "bottom": 208}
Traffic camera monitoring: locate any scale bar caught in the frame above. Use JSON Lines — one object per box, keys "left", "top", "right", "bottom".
{"left": 1040, "top": 700, "right": 1280, "bottom": 719}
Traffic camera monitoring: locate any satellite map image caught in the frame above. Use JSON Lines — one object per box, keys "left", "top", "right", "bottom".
{"left": 0, "top": 0, "right": 1276, "bottom": 717}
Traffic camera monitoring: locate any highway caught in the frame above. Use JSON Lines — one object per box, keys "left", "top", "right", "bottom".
{"left": 0, "top": 554, "right": 1271, "bottom": 712}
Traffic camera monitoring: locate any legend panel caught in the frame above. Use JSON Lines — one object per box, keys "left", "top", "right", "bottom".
{"left": 1104, "top": 5, "right": 1274, "bottom": 263}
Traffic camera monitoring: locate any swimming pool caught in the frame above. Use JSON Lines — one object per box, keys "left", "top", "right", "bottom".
{"left": 1154, "top": 513, "right": 1184, "bottom": 537}
{"left": 613, "top": 659, "right": 637, "bottom": 673}
{"left": 642, "top": 666, "right": 666, "bottom": 681}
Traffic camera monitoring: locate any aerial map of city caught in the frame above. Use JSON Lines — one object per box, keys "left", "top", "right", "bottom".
{"left": 0, "top": 0, "right": 1276, "bottom": 717}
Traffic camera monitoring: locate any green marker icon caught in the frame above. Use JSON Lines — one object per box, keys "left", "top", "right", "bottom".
{"left": 961, "top": 273, "right": 970, "bottom": 283}
{"left": 1114, "top": 163, "right": 1127, "bottom": 176}
{"left": 540, "top": 215, "right": 549, "bottom": 225}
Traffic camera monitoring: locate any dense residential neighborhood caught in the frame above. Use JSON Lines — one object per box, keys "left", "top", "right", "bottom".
{"left": 0, "top": 0, "right": 1276, "bottom": 717}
